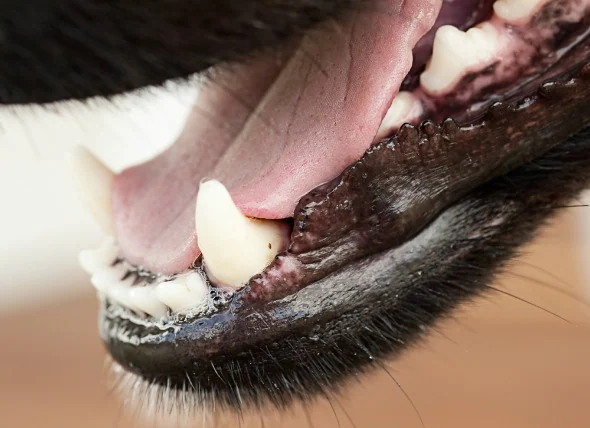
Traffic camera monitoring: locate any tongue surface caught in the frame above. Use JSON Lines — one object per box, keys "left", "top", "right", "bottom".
{"left": 112, "top": 0, "right": 441, "bottom": 274}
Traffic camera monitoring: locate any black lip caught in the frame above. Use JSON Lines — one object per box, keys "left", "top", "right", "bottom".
{"left": 103, "top": 63, "right": 590, "bottom": 409}
{"left": 248, "top": 63, "right": 590, "bottom": 304}
{"left": 104, "top": 127, "right": 590, "bottom": 410}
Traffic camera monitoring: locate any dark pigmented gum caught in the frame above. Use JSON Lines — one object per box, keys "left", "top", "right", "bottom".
{"left": 105, "top": 128, "right": 590, "bottom": 410}
{"left": 247, "top": 63, "right": 590, "bottom": 303}
{"left": 104, "top": 61, "right": 590, "bottom": 410}
{"left": 428, "top": 2, "right": 590, "bottom": 122}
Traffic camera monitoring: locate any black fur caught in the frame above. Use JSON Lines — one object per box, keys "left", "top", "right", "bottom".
{"left": 0, "top": 0, "right": 363, "bottom": 104}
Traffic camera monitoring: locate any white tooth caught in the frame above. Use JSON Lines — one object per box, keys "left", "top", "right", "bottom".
{"left": 493, "top": 0, "right": 547, "bottom": 24}
{"left": 70, "top": 146, "right": 115, "bottom": 234}
{"left": 154, "top": 280, "right": 208, "bottom": 313}
{"left": 186, "top": 272, "right": 209, "bottom": 297}
{"left": 78, "top": 236, "right": 119, "bottom": 274}
{"left": 375, "top": 92, "right": 423, "bottom": 141}
{"left": 107, "top": 282, "right": 142, "bottom": 313}
{"left": 128, "top": 286, "right": 169, "bottom": 318}
{"left": 195, "top": 180, "right": 285, "bottom": 289}
{"left": 90, "top": 263, "right": 127, "bottom": 292}
{"left": 420, "top": 24, "right": 499, "bottom": 95}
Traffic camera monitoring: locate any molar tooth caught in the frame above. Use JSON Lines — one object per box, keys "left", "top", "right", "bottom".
{"left": 78, "top": 237, "right": 119, "bottom": 274}
{"left": 420, "top": 24, "right": 499, "bottom": 95}
{"left": 128, "top": 285, "right": 169, "bottom": 318}
{"left": 70, "top": 146, "right": 115, "bottom": 234}
{"left": 493, "top": 0, "right": 546, "bottom": 24}
{"left": 195, "top": 180, "right": 286, "bottom": 289}
{"left": 154, "top": 279, "right": 208, "bottom": 313}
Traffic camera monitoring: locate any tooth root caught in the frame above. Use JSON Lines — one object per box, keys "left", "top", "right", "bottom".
{"left": 78, "top": 237, "right": 118, "bottom": 274}
{"left": 70, "top": 146, "right": 115, "bottom": 234}
{"left": 195, "top": 180, "right": 286, "bottom": 289}
{"left": 420, "top": 24, "right": 499, "bottom": 95}
{"left": 128, "top": 286, "right": 169, "bottom": 318}
{"left": 375, "top": 91, "right": 422, "bottom": 141}
{"left": 493, "top": 0, "right": 546, "bottom": 24}
{"left": 154, "top": 279, "right": 208, "bottom": 313}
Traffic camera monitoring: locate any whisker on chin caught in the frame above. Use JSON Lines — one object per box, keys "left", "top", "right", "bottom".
{"left": 259, "top": 412, "right": 267, "bottom": 428}
{"left": 325, "top": 394, "right": 343, "bottom": 428}
{"left": 376, "top": 361, "right": 426, "bottom": 428}
{"left": 485, "top": 285, "right": 571, "bottom": 324}
{"left": 515, "top": 260, "right": 579, "bottom": 290}
{"left": 554, "top": 204, "right": 590, "bottom": 209}
{"left": 303, "top": 403, "right": 316, "bottom": 428}
{"left": 332, "top": 394, "right": 359, "bottom": 428}
{"left": 502, "top": 271, "right": 590, "bottom": 309}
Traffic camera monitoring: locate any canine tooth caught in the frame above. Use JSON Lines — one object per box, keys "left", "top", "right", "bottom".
{"left": 195, "top": 180, "right": 285, "bottom": 288}
{"left": 493, "top": 0, "right": 546, "bottom": 24}
{"left": 128, "top": 286, "right": 169, "bottom": 318}
{"left": 78, "top": 237, "right": 118, "bottom": 274}
{"left": 90, "top": 264, "right": 127, "bottom": 292}
{"left": 70, "top": 146, "right": 115, "bottom": 234}
{"left": 375, "top": 92, "right": 422, "bottom": 141}
{"left": 154, "top": 280, "right": 208, "bottom": 313}
{"left": 420, "top": 24, "right": 499, "bottom": 95}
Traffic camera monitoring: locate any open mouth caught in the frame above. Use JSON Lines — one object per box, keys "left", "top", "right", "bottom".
{"left": 76, "top": 0, "right": 590, "bottom": 412}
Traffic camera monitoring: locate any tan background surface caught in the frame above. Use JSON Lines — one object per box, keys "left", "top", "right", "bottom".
{"left": 1, "top": 209, "right": 589, "bottom": 428}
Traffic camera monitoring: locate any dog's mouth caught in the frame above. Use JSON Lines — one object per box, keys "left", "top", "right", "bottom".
{"left": 78, "top": 0, "right": 590, "bottom": 411}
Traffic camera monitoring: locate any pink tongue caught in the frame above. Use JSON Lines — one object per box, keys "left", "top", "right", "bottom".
{"left": 112, "top": 0, "right": 441, "bottom": 274}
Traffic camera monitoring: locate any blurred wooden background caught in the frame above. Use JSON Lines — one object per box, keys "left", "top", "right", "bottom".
{"left": 1, "top": 209, "right": 589, "bottom": 428}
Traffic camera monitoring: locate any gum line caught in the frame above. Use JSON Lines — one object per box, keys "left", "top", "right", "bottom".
{"left": 79, "top": 237, "right": 231, "bottom": 319}
{"left": 377, "top": 0, "right": 590, "bottom": 137}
